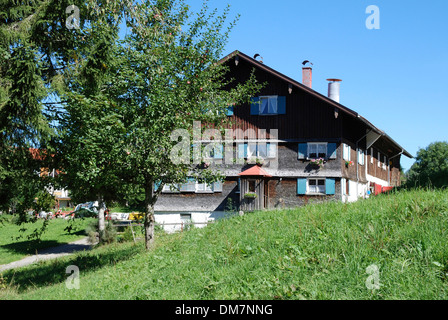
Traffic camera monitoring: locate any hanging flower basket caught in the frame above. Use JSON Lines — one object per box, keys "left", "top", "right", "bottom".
{"left": 345, "top": 160, "right": 354, "bottom": 168}
{"left": 244, "top": 192, "right": 258, "bottom": 199}
{"left": 310, "top": 158, "right": 325, "bottom": 168}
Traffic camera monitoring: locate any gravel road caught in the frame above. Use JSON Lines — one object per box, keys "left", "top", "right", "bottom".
{"left": 0, "top": 238, "right": 95, "bottom": 273}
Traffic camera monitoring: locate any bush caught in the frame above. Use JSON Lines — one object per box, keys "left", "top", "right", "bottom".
{"left": 85, "top": 220, "right": 117, "bottom": 245}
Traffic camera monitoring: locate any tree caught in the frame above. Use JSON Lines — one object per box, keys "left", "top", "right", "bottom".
{"left": 54, "top": 5, "right": 126, "bottom": 241}
{"left": 0, "top": 0, "right": 122, "bottom": 222}
{"left": 108, "top": 0, "right": 260, "bottom": 249}
{"left": 406, "top": 141, "right": 448, "bottom": 189}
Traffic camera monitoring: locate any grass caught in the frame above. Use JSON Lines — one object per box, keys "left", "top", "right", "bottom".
{"left": 0, "top": 216, "right": 95, "bottom": 265}
{"left": 1, "top": 188, "right": 448, "bottom": 300}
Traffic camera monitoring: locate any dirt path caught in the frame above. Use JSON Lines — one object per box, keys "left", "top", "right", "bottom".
{"left": 0, "top": 238, "right": 96, "bottom": 273}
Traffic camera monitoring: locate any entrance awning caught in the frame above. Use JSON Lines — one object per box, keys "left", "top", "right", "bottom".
{"left": 238, "top": 165, "right": 272, "bottom": 177}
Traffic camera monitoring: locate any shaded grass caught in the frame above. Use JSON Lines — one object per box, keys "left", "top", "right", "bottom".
{"left": 0, "top": 217, "right": 94, "bottom": 265}
{"left": 2, "top": 188, "right": 448, "bottom": 300}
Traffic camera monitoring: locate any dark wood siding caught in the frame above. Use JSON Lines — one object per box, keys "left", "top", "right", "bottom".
{"left": 223, "top": 58, "right": 343, "bottom": 141}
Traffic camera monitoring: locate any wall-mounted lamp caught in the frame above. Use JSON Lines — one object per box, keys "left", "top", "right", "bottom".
{"left": 334, "top": 107, "right": 339, "bottom": 119}
{"left": 235, "top": 56, "right": 239, "bottom": 66}
{"left": 288, "top": 84, "right": 293, "bottom": 94}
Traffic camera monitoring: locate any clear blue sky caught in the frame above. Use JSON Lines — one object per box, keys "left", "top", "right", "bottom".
{"left": 185, "top": 0, "right": 448, "bottom": 171}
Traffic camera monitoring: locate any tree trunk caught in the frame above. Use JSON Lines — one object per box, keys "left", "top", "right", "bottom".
{"left": 97, "top": 194, "right": 105, "bottom": 243}
{"left": 144, "top": 182, "right": 156, "bottom": 250}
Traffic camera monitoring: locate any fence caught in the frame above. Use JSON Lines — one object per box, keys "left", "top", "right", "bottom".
{"left": 112, "top": 220, "right": 214, "bottom": 234}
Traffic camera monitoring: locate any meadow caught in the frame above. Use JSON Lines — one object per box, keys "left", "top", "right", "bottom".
{"left": 1, "top": 188, "right": 448, "bottom": 300}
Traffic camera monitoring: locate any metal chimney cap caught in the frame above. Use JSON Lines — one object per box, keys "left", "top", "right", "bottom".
{"left": 327, "top": 78, "right": 342, "bottom": 82}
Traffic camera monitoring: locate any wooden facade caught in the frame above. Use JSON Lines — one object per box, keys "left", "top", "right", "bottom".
{"left": 155, "top": 51, "right": 412, "bottom": 213}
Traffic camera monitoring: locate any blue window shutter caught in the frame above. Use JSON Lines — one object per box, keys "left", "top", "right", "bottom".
{"left": 328, "top": 143, "right": 337, "bottom": 159}
{"left": 298, "top": 143, "right": 308, "bottom": 160}
{"left": 226, "top": 106, "right": 234, "bottom": 116}
{"left": 250, "top": 97, "right": 260, "bottom": 115}
{"left": 326, "top": 178, "right": 335, "bottom": 195}
{"left": 277, "top": 96, "right": 286, "bottom": 114}
{"left": 238, "top": 143, "right": 247, "bottom": 158}
{"left": 297, "top": 178, "right": 307, "bottom": 195}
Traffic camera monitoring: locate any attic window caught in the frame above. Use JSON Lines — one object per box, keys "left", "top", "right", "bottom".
{"left": 250, "top": 96, "right": 286, "bottom": 115}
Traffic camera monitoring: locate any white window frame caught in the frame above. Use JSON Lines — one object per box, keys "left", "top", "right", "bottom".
{"left": 307, "top": 178, "right": 326, "bottom": 195}
{"left": 343, "top": 143, "right": 351, "bottom": 161}
{"left": 195, "top": 180, "right": 213, "bottom": 193}
{"left": 241, "top": 142, "right": 277, "bottom": 159}
{"left": 383, "top": 155, "right": 387, "bottom": 170}
{"left": 163, "top": 179, "right": 222, "bottom": 194}
{"left": 162, "top": 183, "right": 180, "bottom": 193}
{"left": 307, "top": 142, "right": 328, "bottom": 159}
{"left": 358, "top": 149, "right": 365, "bottom": 165}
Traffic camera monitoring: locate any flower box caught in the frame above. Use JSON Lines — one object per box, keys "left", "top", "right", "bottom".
{"left": 244, "top": 192, "right": 258, "bottom": 199}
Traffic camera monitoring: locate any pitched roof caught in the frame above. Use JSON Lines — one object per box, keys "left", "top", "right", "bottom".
{"left": 220, "top": 50, "right": 413, "bottom": 159}
{"left": 239, "top": 165, "right": 272, "bottom": 177}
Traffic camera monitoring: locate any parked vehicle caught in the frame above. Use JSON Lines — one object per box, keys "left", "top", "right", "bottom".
{"left": 73, "top": 201, "right": 108, "bottom": 218}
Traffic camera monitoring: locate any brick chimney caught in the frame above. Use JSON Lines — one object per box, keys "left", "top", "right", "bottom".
{"left": 302, "top": 60, "right": 313, "bottom": 89}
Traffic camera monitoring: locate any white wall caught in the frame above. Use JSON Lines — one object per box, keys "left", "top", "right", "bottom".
{"left": 154, "top": 211, "right": 232, "bottom": 233}
{"left": 342, "top": 180, "right": 369, "bottom": 203}
{"left": 366, "top": 174, "right": 389, "bottom": 187}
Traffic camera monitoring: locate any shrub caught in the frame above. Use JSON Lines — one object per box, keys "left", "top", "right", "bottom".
{"left": 85, "top": 220, "right": 117, "bottom": 245}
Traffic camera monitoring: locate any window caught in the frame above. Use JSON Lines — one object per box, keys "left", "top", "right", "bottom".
{"left": 248, "top": 180, "right": 256, "bottom": 193}
{"left": 383, "top": 156, "right": 387, "bottom": 170}
{"left": 341, "top": 178, "right": 350, "bottom": 196}
{"left": 159, "top": 179, "right": 222, "bottom": 194}
{"left": 260, "top": 96, "right": 278, "bottom": 115}
{"left": 371, "top": 148, "right": 374, "bottom": 164}
{"left": 250, "top": 96, "right": 286, "bottom": 115}
{"left": 378, "top": 152, "right": 381, "bottom": 168}
{"left": 298, "top": 178, "right": 335, "bottom": 195}
{"left": 238, "top": 142, "right": 277, "bottom": 159}
{"left": 204, "top": 143, "right": 223, "bottom": 159}
{"left": 308, "top": 179, "right": 326, "bottom": 194}
{"left": 308, "top": 143, "right": 327, "bottom": 159}
{"left": 162, "top": 184, "right": 180, "bottom": 193}
{"left": 196, "top": 180, "right": 213, "bottom": 193}
{"left": 358, "top": 149, "right": 365, "bottom": 165}
{"left": 343, "top": 143, "right": 351, "bottom": 161}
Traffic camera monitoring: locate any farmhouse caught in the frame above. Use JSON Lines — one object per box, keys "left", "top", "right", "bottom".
{"left": 154, "top": 50, "right": 412, "bottom": 227}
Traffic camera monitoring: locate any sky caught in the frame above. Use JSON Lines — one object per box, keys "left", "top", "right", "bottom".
{"left": 182, "top": 0, "right": 448, "bottom": 171}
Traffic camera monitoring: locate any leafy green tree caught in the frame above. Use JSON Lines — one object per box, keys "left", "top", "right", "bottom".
{"left": 109, "top": 0, "right": 260, "bottom": 249}
{"left": 0, "top": 0, "right": 121, "bottom": 221}
{"left": 34, "top": 190, "right": 56, "bottom": 213}
{"left": 406, "top": 141, "right": 448, "bottom": 189}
